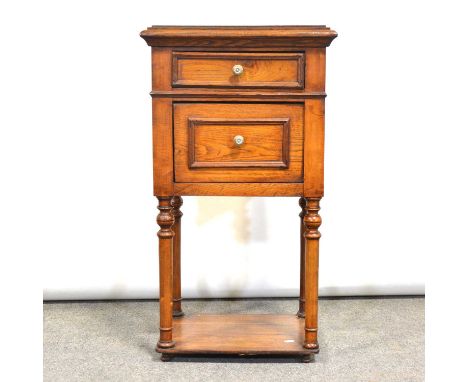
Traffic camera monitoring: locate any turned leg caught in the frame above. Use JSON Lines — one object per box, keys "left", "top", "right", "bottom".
{"left": 156, "top": 196, "right": 175, "bottom": 349}
{"left": 303, "top": 198, "right": 322, "bottom": 351}
{"left": 171, "top": 196, "right": 184, "bottom": 317}
{"left": 297, "top": 197, "right": 306, "bottom": 318}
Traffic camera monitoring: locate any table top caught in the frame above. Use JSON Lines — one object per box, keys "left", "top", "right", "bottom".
{"left": 140, "top": 25, "right": 337, "bottom": 47}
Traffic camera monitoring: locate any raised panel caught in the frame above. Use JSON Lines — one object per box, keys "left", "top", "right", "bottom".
{"left": 188, "top": 118, "right": 290, "bottom": 169}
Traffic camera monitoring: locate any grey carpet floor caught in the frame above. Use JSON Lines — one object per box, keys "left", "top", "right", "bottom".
{"left": 43, "top": 297, "right": 424, "bottom": 382}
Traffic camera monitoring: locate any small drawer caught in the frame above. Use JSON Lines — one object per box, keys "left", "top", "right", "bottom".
{"left": 174, "top": 103, "right": 304, "bottom": 183}
{"left": 172, "top": 52, "right": 304, "bottom": 89}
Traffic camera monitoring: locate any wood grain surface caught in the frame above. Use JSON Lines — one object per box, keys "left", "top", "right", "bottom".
{"left": 173, "top": 52, "right": 304, "bottom": 89}
{"left": 174, "top": 103, "right": 303, "bottom": 183}
{"left": 142, "top": 25, "right": 336, "bottom": 358}
{"left": 173, "top": 182, "right": 303, "bottom": 196}
{"left": 141, "top": 26, "right": 337, "bottom": 48}
{"left": 157, "top": 314, "right": 317, "bottom": 355}
{"left": 171, "top": 196, "right": 184, "bottom": 317}
{"left": 187, "top": 117, "right": 290, "bottom": 169}
{"left": 156, "top": 197, "right": 175, "bottom": 348}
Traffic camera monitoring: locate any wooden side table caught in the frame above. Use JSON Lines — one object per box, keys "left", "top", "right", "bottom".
{"left": 140, "top": 26, "right": 337, "bottom": 362}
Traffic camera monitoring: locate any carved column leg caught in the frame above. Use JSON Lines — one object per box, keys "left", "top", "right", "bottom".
{"left": 171, "top": 196, "right": 184, "bottom": 317}
{"left": 156, "top": 196, "right": 175, "bottom": 349}
{"left": 303, "top": 198, "right": 322, "bottom": 351}
{"left": 297, "top": 197, "right": 306, "bottom": 318}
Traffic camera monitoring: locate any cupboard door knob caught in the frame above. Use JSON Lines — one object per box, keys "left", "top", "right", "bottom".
{"left": 233, "top": 135, "right": 244, "bottom": 146}
{"left": 232, "top": 64, "right": 244, "bottom": 75}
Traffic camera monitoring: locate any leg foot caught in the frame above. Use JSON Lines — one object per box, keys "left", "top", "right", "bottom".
{"left": 303, "top": 342, "right": 319, "bottom": 351}
{"left": 172, "top": 309, "right": 185, "bottom": 317}
{"left": 302, "top": 354, "right": 315, "bottom": 363}
{"left": 157, "top": 340, "right": 175, "bottom": 349}
{"left": 296, "top": 302, "right": 305, "bottom": 318}
{"left": 161, "top": 354, "right": 173, "bottom": 362}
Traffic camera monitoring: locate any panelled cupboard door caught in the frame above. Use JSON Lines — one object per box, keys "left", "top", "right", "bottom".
{"left": 173, "top": 103, "right": 304, "bottom": 183}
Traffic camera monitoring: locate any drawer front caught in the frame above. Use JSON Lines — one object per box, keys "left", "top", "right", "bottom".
{"left": 174, "top": 103, "right": 304, "bottom": 183}
{"left": 172, "top": 52, "right": 304, "bottom": 89}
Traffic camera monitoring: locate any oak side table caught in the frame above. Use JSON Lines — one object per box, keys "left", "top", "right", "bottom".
{"left": 140, "top": 26, "right": 337, "bottom": 362}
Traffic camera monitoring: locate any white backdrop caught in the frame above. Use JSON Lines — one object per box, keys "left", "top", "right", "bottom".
{"left": 4, "top": 0, "right": 450, "bottom": 300}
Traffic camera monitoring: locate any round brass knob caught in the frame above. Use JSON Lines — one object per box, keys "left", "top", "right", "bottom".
{"left": 233, "top": 135, "right": 244, "bottom": 146}
{"left": 232, "top": 64, "right": 244, "bottom": 75}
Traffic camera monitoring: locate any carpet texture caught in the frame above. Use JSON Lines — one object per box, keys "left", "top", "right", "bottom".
{"left": 43, "top": 297, "right": 424, "bottom": 381}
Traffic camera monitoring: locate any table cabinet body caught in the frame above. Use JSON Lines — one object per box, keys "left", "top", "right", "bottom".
{"left": 140, "top": 26, "right": 337, "bottom": 361}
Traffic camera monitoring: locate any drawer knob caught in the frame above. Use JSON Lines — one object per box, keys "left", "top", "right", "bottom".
{"left": 233, "top": 135, "right": 245, "bottom": 146}
{"left": 232, "top": 64, "right": 244, "bottom": 75}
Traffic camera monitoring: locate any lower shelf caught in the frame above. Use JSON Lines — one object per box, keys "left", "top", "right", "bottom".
{"left": 157, "top": 314, "right": 317, "bottom": 356}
